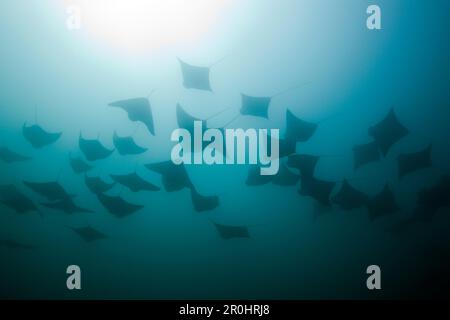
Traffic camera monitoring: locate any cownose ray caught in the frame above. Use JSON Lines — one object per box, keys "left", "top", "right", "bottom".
{"left": 85, "top": 175, "right": 115, "bottom": 195}
{"left": 178, "top": 58, "right": 212, "bottom": 91}
{"left": 96, "top": 193, "right": 144, "bottom": 218}
{"left": 41, "top": 197, "right": 93, "bottom": 214}
{"left": 69, "top": 153, "right": 94, "bottom": 174}
{"left": 0, "top": 238, "right": 38, "bottom": 250}
{"left": 368, "top": 108, "right": 409, "bottom": 156}
{"left": 298, "top": 175, "right": 336, "bottom": 206}
{"left": 332, "top": 179, "right": 369, "bottom": 210}
{"left": 353, "top": 141, "right": 381, "bottom": 170}
{"left": 145, "top": 161, "right": 193, "bottom": 192}
{"left": 211, "top": 221, "right": 250, "bottom": 240}
{"left": 366, "top": 184, "right": 400, "bottom": 221}
{"left": 22, "top": 123, "right": 61, "bottom": 149}
{"left": 397, "top": 144, "right": 432, "bottom": 179}
{"left": 23, "top": 180, "right": 74, "bottom": 201}
{"left": 110, "top": 172, "right": 160, "bottom": 192}
{"left": 68, "top": 226, "right": 107, "bottom": 242}
{"left": 287, "top": 154, "right": 320, "bottom": 178}
{"left": 113, "top": 131, "right": 147, "bottom": 156}
{"left": 79, "top": 133, "right": 114, "bottom": 161}
{"left": 0, "top": 184, "right": 39, "bottom": 214}
{"left": 0, "top": 147, "right": 30, "bottom": 163}
{"left": 285, "top": 109, "right": 318, "bottom": 143}
{"left": 108, "top": 97, "right": 155, "bottom": 135}
{"left": 190, "top": 188, "right": 219, "bottom": 212}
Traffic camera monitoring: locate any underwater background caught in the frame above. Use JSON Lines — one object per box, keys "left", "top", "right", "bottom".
{"left": 1, "top": 0, "right": 450, "bottom": 299}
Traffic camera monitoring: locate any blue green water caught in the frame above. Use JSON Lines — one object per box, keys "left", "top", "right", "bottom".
{"left": 1, "top": 0, "right": 450, "bottom": 299}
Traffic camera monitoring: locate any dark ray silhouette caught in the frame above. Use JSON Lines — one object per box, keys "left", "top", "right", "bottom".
{"left": 368, "top": 108, "right": 409, "bottom": 156}
{"left": 212, "top": 222, "right": 250, "bottom": 240}
{"left": 190, "top": 188, "right": 219, "bottom": 212}
{"left": 41, "top": 198, "right": 93, "bottom": 214}
{"left": 240, "top": 94, "right": 271, "bottom": 119}
{"left": 113, "top": 131, "right": 147, "bottom": 156}
{"left": 285, "top": 110, "right": 318, "bottom": 143}
{"left": 96, "top": 193, "right": 143, "bottom": 218}
{"left": 287, "top": 154, "right": 319, "bottom": 178}
{"left": 69, "top": 154, "right": 94, "bottom": 174}
{"left": 398, "top": 145, "right": 432, "bottom": 179}
{"left": 332, "top": 180, "right": 369, "bottom": 210}
{"left": 298, "top": 175, "right": 336, "bottom": 206}
{"left": 0, "top": 239, "right": 38, "bottom": 250}
{"left": 0, "top": 147, "right": 30, "bottom": 163}
{"left": 110, "top": 172, "right": 160, "bottom": 192}
{"left": 145, "top": 161, "right": 193, "bottom": 192}
{"left": 272, "top": 163, "right": 300, "bottom": 186}
{"left": 353, "top": 141, "right": 380, "bottom": 170}
{"left": 366, "top": 185, "right": 399, "bottom": 221}
{"left": 176, "top": 103, "right": 206, "bottom": 135}
{"left": 69, "top": 226, "right": 107, "bottom": 242}
{"left": 23, "top": 180, "right": 73, "bottom": 201}
{"left": 85, "top": 175, "right": 115, "bottom": 195}
{"left": 109, "top": 98, "right": 155, "bottom": 135}
{"left": 22, "top": 123, "right": 61, "bottom": 149}
{"left": 178, "top": 59, "right": 212, "bottom": 91}
{"left": 79, "top": 134, "right": 114, "bottom": 161}
{"left": 0, "top": 185, "right": 38, "bottom": 214}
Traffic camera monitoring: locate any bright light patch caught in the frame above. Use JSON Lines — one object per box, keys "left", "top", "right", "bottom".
{"left": 64, "top": 0, "right": 231, "bottom": 53}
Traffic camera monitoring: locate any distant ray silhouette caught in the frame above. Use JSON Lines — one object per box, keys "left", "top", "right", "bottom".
{"left": 0, "top": 147, "right": 30, "bottom": 163}
{"left": 272, "top": 164, "right": 300, "bottom": 186}
{"left": 109, "top": 97, "right": 155, "bottom": 135}
{"left": 145, "top": 161, "right": 193, "bottom": 192}
{"left": 212, "top": 222, "right": 250, "bottom": 240}
{"left": 79, "top": 134, "right": 114, "bottom": 161}
{"left": 113, "top": 131, "right": 147, "bottom": 156}
{"left": 0, "top": 238, "right": 38, "bottom": 250}
{"left": 398, "top": 144, "right": 432, "bottom": 179}
{"left": 96, "top": 193, "right": 144, "bottom": 218}
{"left": 23, "top": 180, "right": 73, "bottom": 201}
{"left": 240, "top": 94, "right": 271, "bottom": 119}
{"left": 353, "top": 141, "right": 380, "bottom": 170}
{"left": 245, "top": 165, "right": 273, "bottom": 186}
{"left": 414, "top": 175, "right": 450, "bottom": 221}
{"left": 69, "top": 154, "right": 94, "bottom": 174}
{"left": 332, "top": 180, "right": 369, "bottom": 210}
{"left": 176, "top": 103, "right": 206, "bottom": 135}
{"left": 0, "top": 185, "right": 38, "bottom": 214}
{"left": 298, "top": 175, "right": 336, "bottom": 206}
{"left": 366, "top": 185, "right": 399, "bottom": 221}
{"left": 22, "top": 123, "right": 61, "bottom": 149}
{"left": 285, "top": 110, "right": 318, "bottom": 143}
{"left": 85, "top": 175, "right": 115, "bottom": 194}
{"left": 41, "top": 197, "right": 93, "bottom": 214}
{"left": 69, "top": 226, "right": 107, "bottom": 242}
{"left": 190, "top": 188, "right": 219, "bottom": 212}
{"left": 110, "top": 172, "right": 160, "bottom": 192}
{"left": 369, "top": 108, "right": 409, "bottom": 156}
{"left": 178, "top": 59, "right": 212, "bottom": 91}
{"left": 287, "top": 154, "right": 319, "bottom": 178}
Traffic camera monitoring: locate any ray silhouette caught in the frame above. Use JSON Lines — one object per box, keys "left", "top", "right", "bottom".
{"left": 0, "top": 147, "right": 30, "bottom": 163}
{"left": 190, "top": 188, "right": 219, "bottom": 212}
{"left": 85, "top": 175, "right": 115, "bottom": 195}
{"left": 178, "top": 58, "right": 212, "bottom": 91}
{"left": 41, "top": 197, "right": 93, "bottom": 214}
{"left": 212, "top": 222, "right": 250, "bottom": 240}
{"left": 332, "top": 180, "right": 369, "bottom": 210}
{"left": 366, "top": 185, "right": 399, "bottom": 221}
{"left": 369, "top": 108, "right": 409, "bottom": 156}
{"left": 69, "top": 154, "right": 94, "bottom": 174}
{"left": 298, "top": 175, "right": 336, "bottom": 206}
{"left": 285, "top": 110, "right": 318, "bottom": 143}
{"left": 398, "top": 145, "right": 432, "bottom": 179}
{"left": 109, "top": 97, "right": 155, "bottom": 135}
{"left": 96, "top": 193, "right": 144, "bottom": 218}
{"left": 113, "top": 131, "right": 147, "bottom": 156}
{"left": 110, "top": 172, "right": 160, "bottom": 192}
{"left": 145, "top": 161, "right": 193, "bottom": 192}
{"left": 23, "top": 180, "right": 73, "bottom": 201}
{"left": 353, "top": 141, "right": 381, "bottom": 170}
{"left": 0, "top": 185, "right": 38, "bottom": 214}
{"left": 79, "top": 134, "right": 114, "bottom": 161}
{"left": 22, "top": 123, "right": 61, "bottom": 149}
{"left": 69, "top": 226, "right": 107, "bottom": 242}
